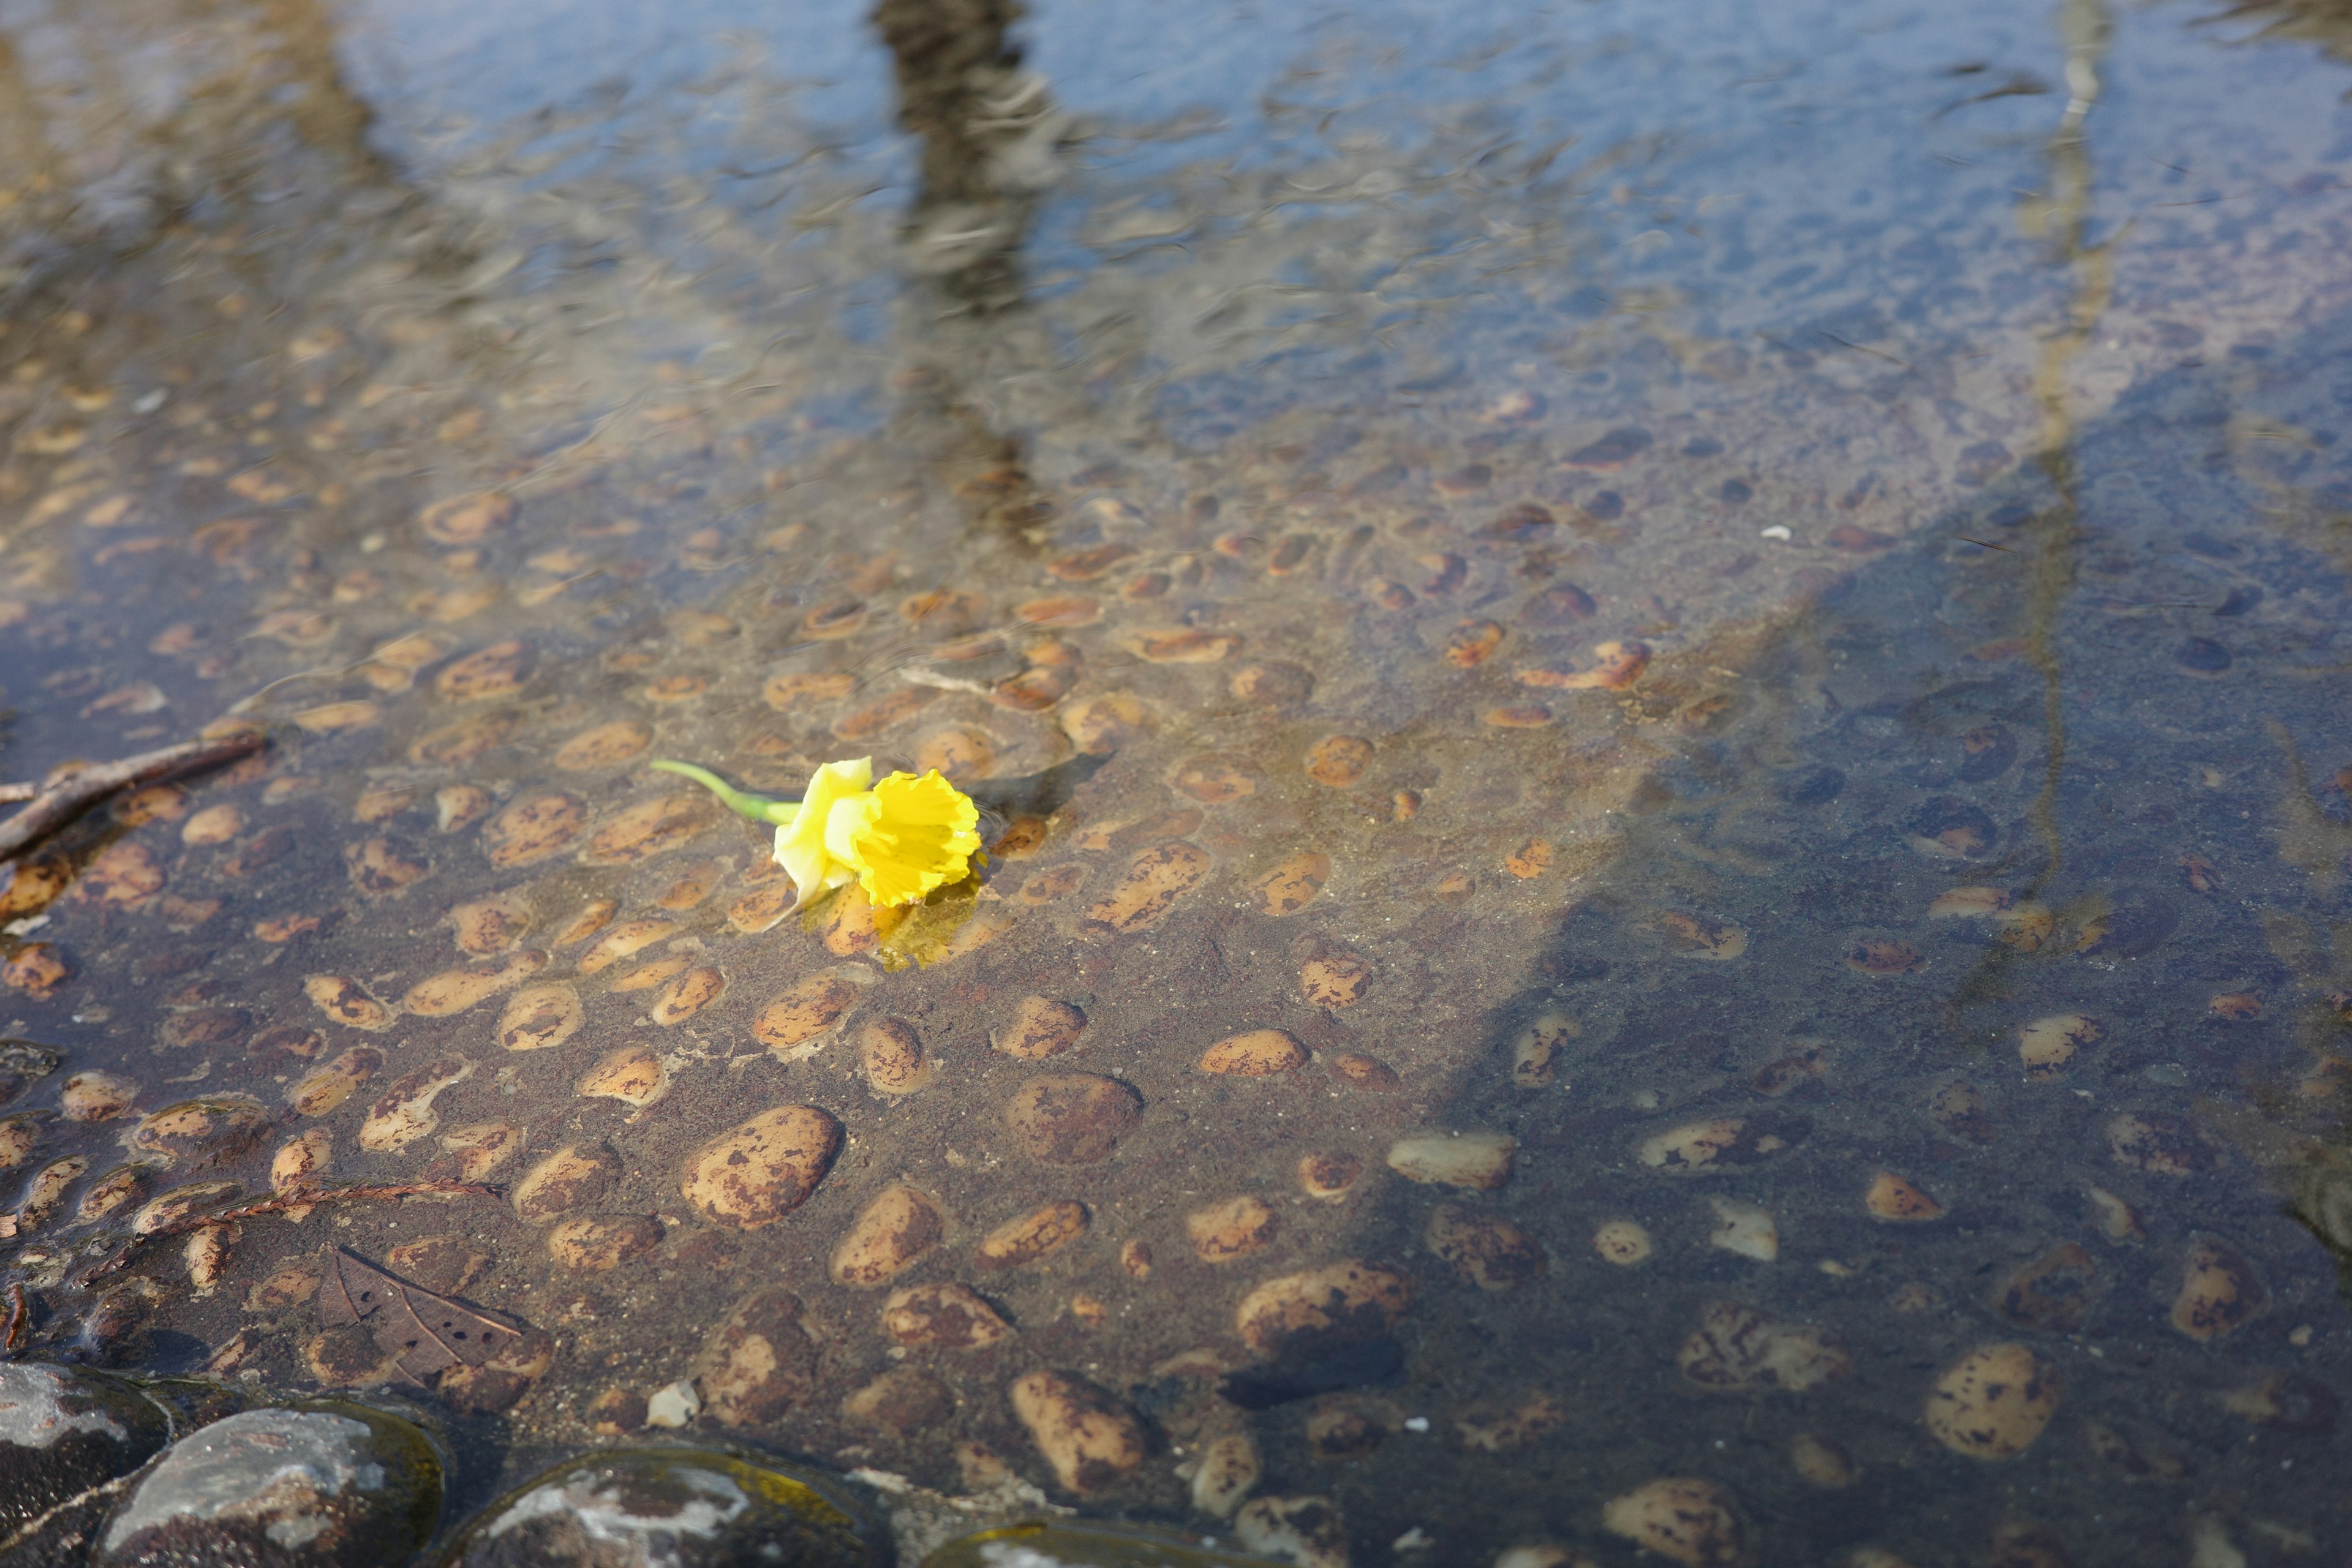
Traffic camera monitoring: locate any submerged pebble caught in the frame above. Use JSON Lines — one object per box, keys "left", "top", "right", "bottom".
{"left": 1189, "top": 1196, "right": 1280, "bottom": 1264}
{"left": 993, "top": 997, "right": 1088, "bottom": 1059}
{"left": 979, "top": 1199, "right": 1090, "bottom": 1269}
{"left": 681, "top": 1107, "right": 842, "bottom": 1227}
{"left": 1424, "top": 1204, "right": 1547, "bottom": 1289}
{"left": 882, "top": 1283, "right": 1014, "bottom": 1349}
{"left": 1004, "top": 1074, "right": 1143, "bottom": 1164}
{"left": 2018, "top": 1013, "right": 2104, "bottom": 1079}
{"left": 1385, "top": 1132, "right": 1515, "bottom": 1189}
{"left": 497, "top": 984, "right": 585, "bottom": 1054}
{"left": 2169, "top": 1238, "right": 2267, "bottom": 1341}
{"left": 1677, "top": 1300, "right": 1849, "bottom": 1391}
{"left": 1863, "top": 1172, "right": 1944, "bottom": 1223}
{"left": 1706, "top": 1197, "right": 1777, "bottom": 1262}
{"left": 831, "top": 1186, "right": 946, "bottom": 1287}
{"left": 1189, "top": 1430, "right": 1262, "bottom": 1520}
{"left": 1510, "top": 1012, "right": 1577, "bottom": 1088}
{"left": 1924, "top": 1344, "right": 2058, "bottom": 1459}
{"left": 59, "top": 1072, "right": 140, "bottom": 1123}
{"left": 1235, "top": 1496, "right": 1349, "bottom": 1568}
{"left": 1010, "top": 1370, "right": 1148, "bottom": 1494}
{"left": 578, "top": 1045, "right": 669, "bottom": 1109}
{"left": 1600, "top": 1477, "right": 1745, "bottom": 1568}
{"left": 1235, "top": 1261, "right": 1413, "bottom": 1357}
{"left": 691, "top": 1290, "right": 818, "bottom": 1430}
{"left": 1591, "top": 1220, "right": 1653, "bottom": 1265}
{"left": 1297, "top": 1153, "right": 1363, "bottom": 1202}
{"left": 1200, "top": 1029, "right": 1308, "bottom": 1077}
{"left": 858, "top": 1019, "right": 932, "bottom": 1096}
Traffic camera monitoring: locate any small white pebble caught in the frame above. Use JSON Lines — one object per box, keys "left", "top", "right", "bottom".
{"left": 1403, "top": 1416, "right": 1431, "bottom": 1433}
{"left": 1759, "top": 524, "right": 1793, "bottom": 540}
{"left": 645, "top": 1379, "right": 701, "bottom": 1428}
{"left": 1393, "top": 1527, "right": 1433, "bottom": 1552}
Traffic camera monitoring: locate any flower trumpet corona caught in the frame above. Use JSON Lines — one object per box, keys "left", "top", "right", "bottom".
{"left": 653, "top": 757, "right": 982, "bottom": 908}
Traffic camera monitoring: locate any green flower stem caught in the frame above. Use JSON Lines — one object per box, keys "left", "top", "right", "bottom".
{"left": 650, "top": 760, "right": 802, "bottom": 825}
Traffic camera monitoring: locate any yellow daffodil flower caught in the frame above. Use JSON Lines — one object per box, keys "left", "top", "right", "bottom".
{"left": 653, "top": 756, "right": 981, "bottom": 908}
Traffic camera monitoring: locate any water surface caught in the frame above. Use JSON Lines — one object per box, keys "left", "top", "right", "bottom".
{"left": 3, "top": 0, "right": 2351, "bottom": 1562}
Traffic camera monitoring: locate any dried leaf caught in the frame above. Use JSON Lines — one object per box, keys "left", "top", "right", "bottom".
{"left": 315, "top": 1245, "right": 521, "bottom": 1380}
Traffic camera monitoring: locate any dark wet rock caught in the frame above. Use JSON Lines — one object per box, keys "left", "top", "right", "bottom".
{"left": 1776, "top": 765, "right": 1844, "bottom": 806}
{"left": 1718, "top": 478, "right": 1752, "bottom": 504}
{"left": 92, "top": 1404, "right": 440, "bottom": 1568}
{"left": 442, "top": 1448, "right": 873, "bottom": 1568}
{"left": 0, "top": 1363, "right": 174, "bottom": 1536}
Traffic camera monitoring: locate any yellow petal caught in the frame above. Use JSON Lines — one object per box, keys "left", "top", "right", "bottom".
{"left": 772, "top": 757, "right": 872, "bottom": 898}
{"left": 846, "top": 770, "right": 982, "bottom": 907}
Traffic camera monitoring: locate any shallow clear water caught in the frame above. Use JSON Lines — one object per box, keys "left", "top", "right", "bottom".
{"left": 2, "top": 0, "right": 2351, "bottom": 1562}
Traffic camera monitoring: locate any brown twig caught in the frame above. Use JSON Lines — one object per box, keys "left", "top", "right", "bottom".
{"left": 74, "top": 1178, "right": 502, "bottom": 1286}
{"left": 0, "top": 732, "right": 266, "bottom": 859}
{"left": 0, "top": 783, "right": 37, "bottom": 805}
{"left": 3, "top": 1283, "right": 27, "bottom": 1356}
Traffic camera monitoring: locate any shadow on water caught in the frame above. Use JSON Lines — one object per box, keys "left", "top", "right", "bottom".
{"left": 1421, "top": 312, "right": 2352, "bottom": 1565}
{"left": 0, "top": 0, "right": 2350, "bottom": 1562}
